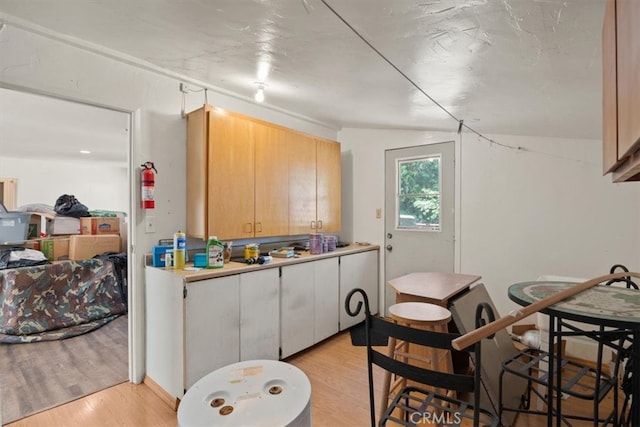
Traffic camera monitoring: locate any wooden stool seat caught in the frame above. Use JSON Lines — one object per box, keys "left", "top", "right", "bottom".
{"left": 389, "top": 302, "right": 451, "bottom": 325}
{"left": 380, "top": 302, "right": 455, "bottom": 421}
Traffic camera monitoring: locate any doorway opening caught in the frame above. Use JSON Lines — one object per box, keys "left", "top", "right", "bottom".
{"left": 0, "top": 87, "right": 132, "bottom": 423}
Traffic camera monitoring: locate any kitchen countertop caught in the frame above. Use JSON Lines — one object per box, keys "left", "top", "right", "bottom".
{"left": 147, "top": 243, "right": 380, "bottom": 283}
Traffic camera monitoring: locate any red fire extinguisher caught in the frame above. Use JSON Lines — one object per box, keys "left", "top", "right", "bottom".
{"left": 141, "top": 161, "right": 157, "bottom": 209}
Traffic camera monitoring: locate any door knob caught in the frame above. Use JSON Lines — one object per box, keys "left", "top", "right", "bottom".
{"left": 387, "top": 233, "right": 393, "bottom": 239}
{"left": 386, "top": 245, "right": 393, "bottom": 251}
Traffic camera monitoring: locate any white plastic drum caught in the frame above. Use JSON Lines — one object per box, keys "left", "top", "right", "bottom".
{"left": 178, "top": 360, "right": 312, "bottom": 427}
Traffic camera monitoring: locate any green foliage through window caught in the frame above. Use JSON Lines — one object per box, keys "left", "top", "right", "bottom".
{"left": 397, "top": 156, "right": 441, "bottom": 230}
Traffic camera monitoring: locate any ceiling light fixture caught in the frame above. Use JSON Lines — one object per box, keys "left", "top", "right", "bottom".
{"left": 254, "top": 83, "right": 266, "bottom": 103}
{"left": 79, "top": 150, "right": 91, "bottom": 154}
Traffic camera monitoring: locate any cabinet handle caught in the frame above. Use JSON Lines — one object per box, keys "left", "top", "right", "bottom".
{"left": 256, "top": 222, "right": 263, "bottom": 233}
{"left": 311, "top": 221, "right": 316, "bottom": 229}
{"left": 245, "top": 222, "right": 253, "bottom": 233}
{"left": 317, "top": 220, "right": 323, "bottom": 229}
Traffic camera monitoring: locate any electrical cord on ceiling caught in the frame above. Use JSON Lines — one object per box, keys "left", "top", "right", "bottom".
{"left": 318, "top": 0, "right": 524, "bottom": 152}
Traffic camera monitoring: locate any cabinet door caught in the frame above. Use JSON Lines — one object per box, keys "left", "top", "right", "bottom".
{"left": 313, "top": 257, "right": 339, "bottom": 343}
{"left": 339, "top": 250, "right": 379, "bottom": 330}
{"left": 616, "top": 0, "right": 640, "bottom": 158}
{"left": 602, "top": 0, "right": 619, "bottom": 174}
{"left": 240, "top": 269, "right": 280, "bottom": 360}
{"left": 208, "top": 111, "right": 255, "bottom": 240}
{"left": 145, "top": 267, "right": 185, "bottom": 399}
{"left": 280, "top": 263, "right": 314, "bottom": 358}
{"left": 185, "top": 275, "right": 240, "bottom": 388}
{"left": 288, "top": 132, "right": 317, "bottom": 235}
{"left": 254, "top": 122, "right": 289, "bottom": 237}
{"left": 186, "top": 105, "right": 210, "bottom": 239}
{"left": 316, "top": 138, "right": 341, "bottom": 233}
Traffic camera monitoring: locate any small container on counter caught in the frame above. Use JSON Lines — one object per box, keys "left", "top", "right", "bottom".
{"left": 193, "top": 253, "right": 207, "bottom": 268}
{"left": 224, "top": 241, "right": 233, "bottom": 263}
{"left": 244, "top": 243, "right": 260, "bottom": 260}
{"left": 325, "top": 235, "right": 337, "bottom": 251}
{"left": 309, "top": 233, "right": 323, "bottom": 255}
{"left": 165, "top": 249, "right": 173, "bottom": 269}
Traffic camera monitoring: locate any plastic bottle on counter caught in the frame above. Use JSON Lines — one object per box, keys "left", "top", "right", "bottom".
{"left": 206, "top": 236, "right": 224, "bottom": 269}
{"left": 173, "top": 230, "right": 186, "bottom": 270}
{"left": 165, "top": 250, "right": 173, "bottom": 269}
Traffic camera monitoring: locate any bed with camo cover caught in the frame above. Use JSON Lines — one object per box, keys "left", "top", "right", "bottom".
{"left": 0, "top": 258, "right": 126, "bottom": 343}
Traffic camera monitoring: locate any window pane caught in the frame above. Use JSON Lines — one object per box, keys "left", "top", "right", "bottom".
{"left": 397, "top": 156, "right": 441, "bottom": 231}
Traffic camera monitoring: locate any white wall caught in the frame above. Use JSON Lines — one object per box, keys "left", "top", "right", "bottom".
{"left": 339, "top": 128, "right": 640, "bottom": 317}
{"left": 0, "top": 157, "right": 128, "bottom": 212}
{"left": 0, "top": 24, "right": 338, "bottom": 383}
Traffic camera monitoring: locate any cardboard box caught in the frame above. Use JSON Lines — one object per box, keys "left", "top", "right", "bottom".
{"left": 23, "top": 239, "right": 42, "bottom": 251}
{"left": 40, "top": 237, "right": 70, "bottom": 261}
{"left": 46, "top": 216, "right": 81, "bottom": 235}
{"left": 80, "top": 217, "right": 120, "bottom": 235}
{"left": 27, "top": 212, "right": 54, "bottom": 238}
{"left": 69, "top": 234, "right": 121, "bottom": 260}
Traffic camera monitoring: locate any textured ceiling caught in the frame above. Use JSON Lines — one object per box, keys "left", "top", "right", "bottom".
{"left": 0, "top": 0, "right": 606, "bottom": 147}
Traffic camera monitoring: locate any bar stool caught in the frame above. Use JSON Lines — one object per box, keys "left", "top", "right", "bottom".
{"left": 379, "top": 302, "right": 454, "bottom": 420}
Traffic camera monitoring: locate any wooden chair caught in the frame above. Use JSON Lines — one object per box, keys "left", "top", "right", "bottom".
{"left": 345, "top": 288, "right": 499, "bottom": 427}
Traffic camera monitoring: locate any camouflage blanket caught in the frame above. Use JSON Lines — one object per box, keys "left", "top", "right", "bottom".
{"left": 0, "top": 259, "right": 126, "bottom": 343}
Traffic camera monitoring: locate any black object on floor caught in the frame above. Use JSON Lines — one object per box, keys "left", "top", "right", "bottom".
{"left": 349, "top": 320, "right": 389, "bottom": 347}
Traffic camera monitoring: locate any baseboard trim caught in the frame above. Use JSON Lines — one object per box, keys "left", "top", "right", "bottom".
{"left": 144, "top": 375, "right": 180, "bottom": 411}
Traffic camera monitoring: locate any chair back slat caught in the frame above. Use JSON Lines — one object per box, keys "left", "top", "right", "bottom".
{"left": 371, "top": 350, "right": 475, "bottom": 393}
{"left": 369, "top": 315, "right": 465, "bottom": 351}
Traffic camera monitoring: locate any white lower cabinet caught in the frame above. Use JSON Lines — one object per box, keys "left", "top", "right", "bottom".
{"left": 339, "top": 250, "right": 379, "bottom": 330}
{"left": 239, "top": 268, "right": 280, "bottom": 361}
{"left": 145, "top": 248, "right": 378, "bottom": 399}
{"left": 185, "top": 270, "right": 280, "bottom": 388}
{"left": 313, "top": 258, "right": 340, "bottom": 343}
{"left": 185, "top": 275, "right": 240, "bottom": 389}
{"left": 280, "top": 257, "right": 340, "bottom": 358}
{"left": 280, "top": 263, "right": 315, "bottom": 358}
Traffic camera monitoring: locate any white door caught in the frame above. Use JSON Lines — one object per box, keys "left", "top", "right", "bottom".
{"left": 384, "top": 142, "right": 455, "bottom": 314}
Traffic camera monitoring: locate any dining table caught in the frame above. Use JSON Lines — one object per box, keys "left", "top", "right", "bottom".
{"left": 508, "top": 280, "right": 640, "bottom": 427}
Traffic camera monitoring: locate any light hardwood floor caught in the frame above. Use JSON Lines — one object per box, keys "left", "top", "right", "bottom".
{"left": 4, "top": 330, "right": 621, "bottom": 426}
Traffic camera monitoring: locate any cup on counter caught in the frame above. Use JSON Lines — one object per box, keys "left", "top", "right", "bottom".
{"left": 309, "top": 233, "right": 323, "bottom": 254}
{"left": 325, "top": 235, "right": 337, "bottom": 251}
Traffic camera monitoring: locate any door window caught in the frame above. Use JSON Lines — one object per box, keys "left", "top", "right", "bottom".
{"left": 396, "top": 155, "right": 441, "bottom": 232}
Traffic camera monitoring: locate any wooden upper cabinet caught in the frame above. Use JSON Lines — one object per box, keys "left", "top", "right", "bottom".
{"left": 603, "top": 0, "right": 640, "bottom": 181}
{"left": 602, "top": 0, "right": 618, "bottom": 174}
{"left": 254, "top": 122, "right": 289, "bottom": 237}
{"left": 316, "top": 138, "right": 341, "bottom": 233}
{"left": 288, "top": 134, "right": 341, "bottom": 235}
{"left": 187, "top": 105, "right": 340, "bottom": 240}
{"left": 616, "top": 0, "right": 640, "bottom": 159}
{"left": 208, "top": 110, "right": 255, "bottom": 240}
{"left": 288, "top": 132, "right": 317, "bottom": 235}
